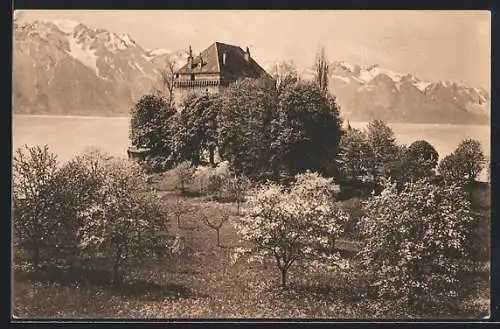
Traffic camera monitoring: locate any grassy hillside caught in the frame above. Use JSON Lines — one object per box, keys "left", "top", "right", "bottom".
{"left": 12, "top": 173, "right": 490, "bottom": 319}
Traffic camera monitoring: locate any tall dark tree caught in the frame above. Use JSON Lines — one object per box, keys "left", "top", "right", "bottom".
{"left": 173, "top": 93, "right": 220, "bottom": 166}
{"left": 314, "top": 46, "right": 329, "bottom": 92}
{"left": 274, "top": 81, "right": 342, "bottom": 178}
{"left": 217, "top": 77, "right": 278, "bottom": 180}
{"left": 129, "top": 94, "right": 176, "bottom": 158}
{"left": 404, "top": 140, "right": 439, "bottom": 180}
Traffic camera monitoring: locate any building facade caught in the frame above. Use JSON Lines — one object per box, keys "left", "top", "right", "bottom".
{"left": 173, "top": 42, "right": 271, "bottom": 104}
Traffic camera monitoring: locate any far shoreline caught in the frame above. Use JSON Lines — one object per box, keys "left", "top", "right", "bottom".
{"left": 12, "top": 113, "right": 490, "bottom": 127}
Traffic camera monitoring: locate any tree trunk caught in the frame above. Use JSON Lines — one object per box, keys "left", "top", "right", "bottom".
{"left": 236, "top": 200, "right": 240, "bottom": 216}
{"left": 216, "top": 229, "right": 221, "bottom": 247}
{"left": 280, "top": 267, "right": 288, "bottom": 288}
{"left": 111, "top": 263, "right": 120, "bottom": 286}
{"left": 33, "top": 244, "right": 40, "bottom": 268}
{"left": 209, "top": 147, "right": 215, "bottom": 167}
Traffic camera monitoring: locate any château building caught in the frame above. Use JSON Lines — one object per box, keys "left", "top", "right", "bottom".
{"left": 173, "top": 42, "right": 271, "bottom": 102}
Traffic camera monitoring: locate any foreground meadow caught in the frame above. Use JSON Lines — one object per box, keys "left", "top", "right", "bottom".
{"left": 12, "top": 169, "right": 490, "bottom": 319}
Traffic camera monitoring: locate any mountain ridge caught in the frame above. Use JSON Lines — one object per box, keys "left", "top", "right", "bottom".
{"left": 13, "top": 19, "right": 490, "bottom": 124}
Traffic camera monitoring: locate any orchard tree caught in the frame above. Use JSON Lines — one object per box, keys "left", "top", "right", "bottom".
{"left": 359, "top": 180, "right": 474, "bottom": 311}
{"left": 172, "top": 197, "right": 193, "bottom": 229}
{"left": 13, "top": 145, "right": 58, "bottom": 267}
{"left": 129, "top": 94, "right": 176, "bottom": 159}
{"left": 200, "top": 205, "right": 231, "bottom": 248}
{"left": 223, "top": 175, "right": 252, "bottom": 215}
{"left": 218, "top": 77, "right": 278, "bottom": 180}
{"left": 78, "top": 158, "right": 169, "bottom": 285}
{"left": 438, "top": 139, "right": 485, "bottom": 185}
{"left": 44, "top": 157, "right": 103, "bottom": 266}
{"left": 172, "top": 161, "right": 195, "bottom": 194}
{"left": 274, "top": 81, "right": 342, "bottom": 178}
{"left": 234, "top": 171, "right": 348, "bottom": 288}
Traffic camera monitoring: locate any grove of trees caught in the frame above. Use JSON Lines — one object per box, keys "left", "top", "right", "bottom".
{"left": 13, "top": 146, "right": 171, "bottom": 285}
{"left": 130, "top": 75, "right": 343, "bottom": 182}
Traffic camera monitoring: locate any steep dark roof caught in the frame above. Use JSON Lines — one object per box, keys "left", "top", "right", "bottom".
{"left": 176, "top": 42, "right": 270, "bottom": 80}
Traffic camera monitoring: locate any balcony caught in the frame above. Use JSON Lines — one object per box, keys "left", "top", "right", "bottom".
{"left": 174, "top": 79, "right": 221, "bottom": 88}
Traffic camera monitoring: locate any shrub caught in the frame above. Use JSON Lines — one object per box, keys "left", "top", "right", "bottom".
{"left": 143, "top": 155, "right": 174, "bottom": 174}
{"left": 172, "top": 161, "right": 195, "bottom": 194}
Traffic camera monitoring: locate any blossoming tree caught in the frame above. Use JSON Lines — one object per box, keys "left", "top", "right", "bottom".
{"left": 78, "top": 158, "right": 169, "bottom": 285}
{"left": 234, "top": 171, "right": 348, "bottom": 288}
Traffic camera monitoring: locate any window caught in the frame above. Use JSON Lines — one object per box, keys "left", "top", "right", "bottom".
{"left": 190, "top": 74, "right": 195, "bottom": 81}
{"left": 175, "top": 74, "right": 179, "bottom": 79}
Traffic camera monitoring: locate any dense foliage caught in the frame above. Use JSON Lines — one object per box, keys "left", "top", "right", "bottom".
{"left": 358, "top": 179, "right": 474, "bottom": 311}
{"left": 365, "top": 119, "right": 400, "bottom": 181}
{"left": 438, "top": 139, "right": 485, "bottom": 184}
{"left": 129, "top": 94, "right": 176, "bottom": 159}
{"left": 173, "top": 94, "right": 219, "bottom": 166}
{"left": 130, "top": 76, "right": 343, "bottom": 183}
{"left": 217, "top": 78, "right": 278, "bottom": 180}
{"left": 274, "top": 81, "right": 342, "bottom": 178}
{"left": 338, "top": 128, "right": 374, "bottom": 181}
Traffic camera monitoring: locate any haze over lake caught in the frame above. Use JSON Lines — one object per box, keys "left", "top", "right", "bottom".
{"left": 12, "top": 115, "right": 491, "bottom": 180}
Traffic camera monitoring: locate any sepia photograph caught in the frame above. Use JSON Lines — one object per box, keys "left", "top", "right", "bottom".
{"left": 12, "top": 10, "right": 491, "bottom": 319}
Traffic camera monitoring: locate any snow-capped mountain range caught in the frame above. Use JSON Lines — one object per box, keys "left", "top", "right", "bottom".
{"left": 13, "top": 19, "right": 490, "bottom": 124}
{"left": 325, "top": 61, "right": 489, "bottom": 124}
{"left": 13, "top": 19, "right": 185, "bottom": 116}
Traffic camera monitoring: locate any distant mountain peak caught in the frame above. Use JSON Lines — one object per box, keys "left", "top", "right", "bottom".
{"left": 47, "top": 19, "right": 82, "bottom": 34}
{"left": 147, "top": 48, "right": 172, "bottom": 56}
{"left": 328, "top": 59, "right": 489, "bottom": 124}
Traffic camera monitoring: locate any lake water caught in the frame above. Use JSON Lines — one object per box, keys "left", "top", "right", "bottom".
{"left": 12, "top": 115, "right": 491, "bottom": 180}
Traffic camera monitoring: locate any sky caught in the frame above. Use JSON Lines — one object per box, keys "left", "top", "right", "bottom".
{"left": 14, "top": 10, "right": 491, "bottom": 90}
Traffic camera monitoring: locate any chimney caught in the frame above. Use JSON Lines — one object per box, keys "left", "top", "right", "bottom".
{"left": 222, "top": 52, "right": 227, "bottom": 66}
{"left": 198, "top": 53, "right": 203, "bottom": 68}
{"left": 244, "top": 46, "right": 251, "bottom": 62}
{"left": 187, "top": 45, "right": 193, "bottom": 67}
